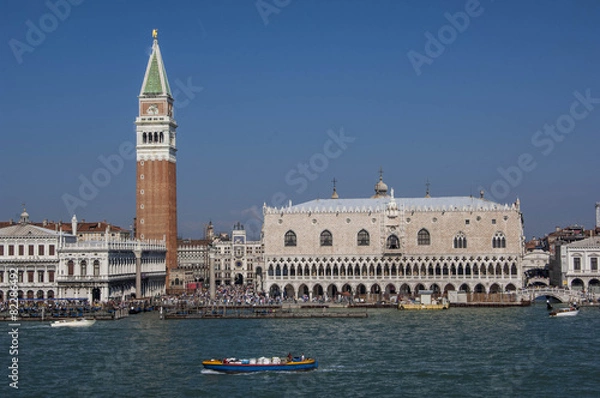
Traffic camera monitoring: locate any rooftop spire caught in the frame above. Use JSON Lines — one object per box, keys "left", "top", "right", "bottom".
{"left": 140, "top": 29, "right": 172, "bottom": 97}
{"left": 372, "top": 168, "right": 389, "bottom": 198}
{"left": 19, "top": 203, "right": 30, "bottom": 224}
{"left": 331, "top": 177, "right": 339, "bottom": 199}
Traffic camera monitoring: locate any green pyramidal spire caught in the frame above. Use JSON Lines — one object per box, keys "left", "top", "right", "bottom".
{"left": 140, "top": 30, "right": 172, "bottom": 97}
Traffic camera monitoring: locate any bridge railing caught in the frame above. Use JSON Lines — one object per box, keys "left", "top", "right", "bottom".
{"left": 518, "top": 287, "right": 586, "bottom": 302}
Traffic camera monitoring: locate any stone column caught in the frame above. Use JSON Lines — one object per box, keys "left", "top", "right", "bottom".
{"left": 209, "top": 247, "right": 216, "bottom": 300}
{"left": 134, "top": 243, "right": 142, "bottom": 298}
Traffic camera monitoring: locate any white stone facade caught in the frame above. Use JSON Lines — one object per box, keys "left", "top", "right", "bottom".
{"left": 262, "top": 187, "right": 524, "bottom": 299}
{"left": 562, "top": 237, "right": 600, "bottom": 293}
{"left": 0, "top": 219, "right": 76, "bottom": 301}
{"left": 57, "top": 240, "right": 167, "bottom": 301}
{"left": 176, "top": 241, "right": 210, "bottom": 286}
{"left": 212, "top": 224, "right": 264, "bottom": 288}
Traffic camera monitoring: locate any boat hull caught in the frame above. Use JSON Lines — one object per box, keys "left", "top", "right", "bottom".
{"left": 50, "top": 319, "right": 96, "bottom": 327}
{"left": 549, "top": 308, "right": 579, "bottom": 317}
{"left": 398, "top": 303, "right": 449, "bottom": 310}
{"left": 202, "top": 359, "right": 318, "bottom": 373}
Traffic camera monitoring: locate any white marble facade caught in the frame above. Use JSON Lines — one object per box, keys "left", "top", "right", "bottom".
{"left": 262, "top": 180, "right": 525, "bottom": 299}
{"left": 562, "top": 237, "right": 600, "bottom": 293}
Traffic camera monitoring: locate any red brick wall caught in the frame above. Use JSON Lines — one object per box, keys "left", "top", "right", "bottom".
{"left": 136, "top": 159, "right": 177, "bottom": 287}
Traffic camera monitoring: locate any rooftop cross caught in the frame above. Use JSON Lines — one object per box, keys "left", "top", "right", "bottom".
{"left": 331, "top": 177, "right": 339, "bottom": 199}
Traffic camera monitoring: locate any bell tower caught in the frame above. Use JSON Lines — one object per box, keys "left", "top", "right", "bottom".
{"left": 135, "top": 29, "right": 178, "bottom": 290}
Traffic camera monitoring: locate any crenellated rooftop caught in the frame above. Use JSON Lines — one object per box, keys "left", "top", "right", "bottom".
{"left": 264, "top": 196, "right": 519, "bottom": 215}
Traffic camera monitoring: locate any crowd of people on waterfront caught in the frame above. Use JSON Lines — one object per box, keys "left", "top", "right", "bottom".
{"left": 159, "top": 284, "right": 360, "bottom": 308}
{"left": 0, "top": 283, "right": 398, "bottom": 316}
{"left": 161, "top": 284, "right": 282, "bottom": 307}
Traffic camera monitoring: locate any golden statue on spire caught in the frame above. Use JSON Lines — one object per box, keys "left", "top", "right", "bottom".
{"left": 152, "top": 29, "right": 158, "bottom": 39}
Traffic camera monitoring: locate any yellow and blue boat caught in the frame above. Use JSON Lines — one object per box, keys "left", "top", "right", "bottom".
{"left": 202, "top": 356, "right": 318, "bottom": 373}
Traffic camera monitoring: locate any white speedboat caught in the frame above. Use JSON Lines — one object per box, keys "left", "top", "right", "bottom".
{"left": 50, "top": 318, "right": 96, "bottom": 327}
{"left": 549, "top": 307, "right": 579, "bottom": 317}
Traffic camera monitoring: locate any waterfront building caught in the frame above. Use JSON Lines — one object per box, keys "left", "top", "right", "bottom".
{"left": 261, "top": 175, "right": 524, "bottom": 300}
{"left": 545, "top": 203, "right": 600, "bottom": 286}
{"left": 560, "top": 237, "right": 600, "bottom": 293}
{"left": 0, "top": 216, "right": 130, "bottom": 241}
{"left": 57, "top": 239, "right": 166, "bottom": 301}
{"left": 543, "top": 225, "right": 589, "bottom": 257}
{"left": 0, "top": 208, "right": 166, "bottom": 302}
{"left": 174, "top": 238, "right": 211, "bottom": 293}
{"left": 134, "top": 30, "right": 179, "bottom": 289}
{"left": 0, "top": 209, "right": 76, "bottom": 301}
{"left": 67, "top": 215, "right": 131, "bottom": 241}
{"left": 212, "top": 222, "right": 264, "bottom": 288}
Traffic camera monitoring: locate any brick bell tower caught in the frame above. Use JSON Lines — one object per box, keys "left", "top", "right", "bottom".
{"left": 135, "top": 29, "right": 178, "bottom": 291}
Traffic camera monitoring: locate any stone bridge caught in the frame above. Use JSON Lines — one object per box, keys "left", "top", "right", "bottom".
{"left": 519, "top": 287, "right": 584, "bottom": 303}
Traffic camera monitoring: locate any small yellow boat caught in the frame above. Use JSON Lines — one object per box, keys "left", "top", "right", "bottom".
{"left": 398, "top": 290, "right": 449, "bottom": 310}
{"left": 398, "top": 301, "right": 449, "bottom": 310}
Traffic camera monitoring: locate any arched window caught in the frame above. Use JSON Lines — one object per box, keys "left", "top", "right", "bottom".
{"left": 80, "top": 260, "right": 87, "bottom": 276}
{"left": 453, "top": 232, "right": 467, "bottom": 249}
{"left": 154, "top": 132, "right": 159, "bottom": 142}
{"left": 492, "top": 232, "right": 506, "bottom": 248}
{"left": 159, "top": 132, "right": 164, "bottom": 143}
{"left": 93, "top": 260, "right": 100, "bottom": 277}
{"left": 320, "top": 230, "right": 333, "bottom": 246}
{"left": 386, "top": 235, "right": 399, "bottom": 249}
{"left": 417, "top": 228, "right": 431, "bottom": 245}
{"left": 67, "top": 260, "right": 74, "bottom": 276}
{"left": 357, "top": 229, "right": 370, "bottom": 246}
{"left": 284, "top": 230, "right": 297, "bottom": 247}
{"left": 143, "top": 132, "right": 147, "bottom": 143}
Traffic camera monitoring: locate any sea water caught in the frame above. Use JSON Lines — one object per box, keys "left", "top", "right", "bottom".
{"left": 3, "top": 305, "right": 599, "bottom": 397}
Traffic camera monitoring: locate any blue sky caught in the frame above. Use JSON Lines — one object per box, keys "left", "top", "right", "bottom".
{"left": 1, "top": 0, "right": 599, "bottom": 240}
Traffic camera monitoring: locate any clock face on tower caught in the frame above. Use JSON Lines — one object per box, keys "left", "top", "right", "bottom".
{"left": 146, "top": 104, "right": 158, "bottom": 115}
